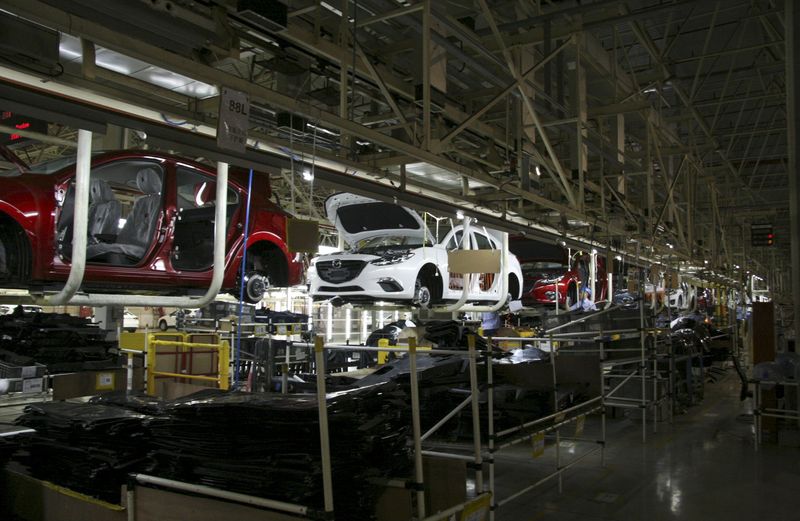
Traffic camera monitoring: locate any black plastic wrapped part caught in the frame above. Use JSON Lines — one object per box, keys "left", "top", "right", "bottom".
{"left": 144, "top": 384, "right": 411, "bottom": 518}
{"left": 89, "top": 390, "right": 166, "bottom": 415}
{"left": 13, "top": 384, "right": 411, "bottom": 519}
{"left": 0, "top": 423, "right": 34, "bottom": 471}
{"left": 14, "top": 402, "right": 152, "bottom": 502}
{"left": 0, "top": 312, "right": 118, "bottom": 372}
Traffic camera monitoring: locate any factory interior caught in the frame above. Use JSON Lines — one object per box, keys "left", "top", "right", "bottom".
{"left": 0, "top": 0, "right": 798, "bottom": 520}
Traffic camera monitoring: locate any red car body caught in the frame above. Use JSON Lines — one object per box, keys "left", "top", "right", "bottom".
{"left": 0, "top": 151, "right": 302, "bottom": 301}
{"left": 511, "top": 239, "right": 607, "bottom": 307}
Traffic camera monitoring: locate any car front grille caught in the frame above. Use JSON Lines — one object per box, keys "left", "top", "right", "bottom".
{"left": 316, "top": 260, "right": 368, "bottom": 283}
{"left": 319, "top": 286, "right": 363, "bottom": 292}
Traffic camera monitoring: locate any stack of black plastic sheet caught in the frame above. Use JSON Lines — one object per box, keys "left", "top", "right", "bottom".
{"left": 14, "top": 385, "right": 411, "bottom": 518}
{"left": 89, "top": 390, "right": 165, "bottom": 415}
{"left": 423, "top": 320, "right": 490, "bottom": 351}
{"left": 145, "top": 384, "right": 410, "bottom": 519}
{"left": 14, "top": 402, "right": 151, "bottom": 502}
{"left": 0, "top": 423, "right": 34, "bottom": 470}
{"left": 0, "top": 312, "right": 118, "bottom": 372}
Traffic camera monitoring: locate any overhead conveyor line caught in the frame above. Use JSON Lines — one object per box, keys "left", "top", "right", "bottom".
{"left": 436, "top": 218, "right": 511, "bottom": 313}
{"left": 33, "top": 129, "right": 92, "bottom": 306}
{"left": 436, "top": 216, "right": 473, "bottom": 313}
{"left": 26, "top": 162, "right": 230, "bottom": 307}
{"left": 455, "top": 232, "right": 510, "bottom": 313}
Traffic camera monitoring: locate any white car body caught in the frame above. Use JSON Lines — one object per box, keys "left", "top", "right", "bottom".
{"left": 158, "top": 308, "right": 200, "bottom": 330}
{"left": 643, "top": 282, "right": 665, "bottom": 306}
{"left": 123, "top": 310, "right": 139, "bottom": 332}
{"left": 667, "top": 282, "right": 691, "bottom": 310}
{"left": 0, "top": 304, "right": 43, "bottom": 315}
{"left": 308, "top": 194, "right": 523, "bottom": 307}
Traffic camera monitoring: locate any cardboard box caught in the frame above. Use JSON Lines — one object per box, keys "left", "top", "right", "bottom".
{"left": 1, "top": 467, "right": 125, "bottom": 521}
{"left": 375, "top": 455, "right": 466, "bottom": 521}
{"left": 52, "top": 368, "right": 144, "bottom": 400}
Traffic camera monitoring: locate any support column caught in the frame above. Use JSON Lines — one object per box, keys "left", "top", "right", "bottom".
{"left": 610, "top": 114, "right": 626, "bottom": 196}
{"left": 421, "top": 0, "right": 431, "bottom": 150}
{"left": 787, "top": 0, "right": 800, "bottom": 316}
{"left": 568, "top": 37, "right": 587, "bottom": 211}
{"left": 339, "top": 0, "right": 350, "bottom": 153}
{"left": 645, "top": 124, "right": 655, "bottom": 229}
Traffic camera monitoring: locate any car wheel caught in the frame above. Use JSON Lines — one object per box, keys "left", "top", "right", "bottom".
{"left": 159, "top": 320, "right": 168, "bottom": 331}
{"left": 414, "top": 278, "right": 433, "bottom": 310}
{"left": 243, "top": 272, "right": 270, "bottom": 303}
{"left": 0, "top": 216, "right": 29, "bottom": 283}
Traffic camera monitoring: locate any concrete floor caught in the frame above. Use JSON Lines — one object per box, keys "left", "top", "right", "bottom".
{"left": 492, "top": 375, "right": 800, "bottom": 521}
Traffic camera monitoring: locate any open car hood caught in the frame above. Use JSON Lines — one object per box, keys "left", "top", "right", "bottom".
{"left": 325, "top": 193, "right": 434, "bottom": 246}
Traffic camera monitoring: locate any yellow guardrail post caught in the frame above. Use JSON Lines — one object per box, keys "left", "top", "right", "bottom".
{"left": 218, "top": 340, "right": 230, "bottom": 391}
{"left": 378, "top": 338, "right": 390, "bottom": 364}
{"left": 145, "top": 336, "right": 230, "bottom": 395}
{"left": 146, "top": 334, "right": 157, "bottom": 396}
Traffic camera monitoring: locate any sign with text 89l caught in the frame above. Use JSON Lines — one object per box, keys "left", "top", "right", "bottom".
{"left": 217, "top": 87, "right": 250, "bottom": 152}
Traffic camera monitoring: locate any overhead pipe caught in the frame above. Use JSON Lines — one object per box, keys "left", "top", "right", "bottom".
{"left": 454, "top": 232, "right": 510, "bottom": 313}
{"left": 65, "top": 162, "right": 230, "bottom": 307}
{"left": 437, "top": 217, "right": 473, "bottom": 313}
{"left": 33, "top": 129, "right": 93, "bottom": 305}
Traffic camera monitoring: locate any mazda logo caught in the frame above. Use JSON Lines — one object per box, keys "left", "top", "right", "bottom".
{"left": 332, "top": 259, "right": 342, "bottom": 268}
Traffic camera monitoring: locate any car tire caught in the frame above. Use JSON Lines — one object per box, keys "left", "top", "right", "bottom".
{"left": 414, "top": 277, "right": 433, "bottom": 310}
{"left": 159, "top": 320, "right": 168, "bottom": 331}
{"left": 0, "top": 216, "right": 29, "bottom": 283}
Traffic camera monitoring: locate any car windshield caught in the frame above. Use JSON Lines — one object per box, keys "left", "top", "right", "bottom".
{"left": 350, "top": 235, "right": 429, "bottom": 253}
{"left": 521, "top": 261, "right": 566, "bottom": 272}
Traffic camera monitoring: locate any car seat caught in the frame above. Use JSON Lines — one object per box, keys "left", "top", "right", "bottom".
{"left": 88, "top": 178, "right": 121, "bottom": 240}
{"left": 87, "top": 167, "right": 162, "bottom": 263}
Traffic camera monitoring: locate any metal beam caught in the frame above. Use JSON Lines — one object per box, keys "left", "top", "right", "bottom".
{"left": 356, "top": 3, "right": 422, "bottom": 27}
{"left": 354, "top": 42, "right": 413, "bottom": 141}
{"left": 437, "top": 38, "right": 571, "bottom": 149}
{"left": 476, "top": 0, "right": 577, "bottom": 207}
{"left": 787, "top": 0, "right": 800, "bottom": 324}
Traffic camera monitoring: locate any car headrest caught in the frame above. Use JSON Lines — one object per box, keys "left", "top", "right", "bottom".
{"left": 194, "top": 181, "right": 217, "bottom": 206}
{"left": 136, "top": 167, "right": 162, "bottom": 195}
{"left": 90, "top": 178, "right": 115, "bottom": 203}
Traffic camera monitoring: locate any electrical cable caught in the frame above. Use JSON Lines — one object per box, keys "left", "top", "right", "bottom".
{"left": 235, "top": 168, "right": 255, "bottom": 388}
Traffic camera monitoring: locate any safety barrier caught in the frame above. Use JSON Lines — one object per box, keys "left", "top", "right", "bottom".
{"left": 145, "top": 334, "right": 230, "bottom": 395}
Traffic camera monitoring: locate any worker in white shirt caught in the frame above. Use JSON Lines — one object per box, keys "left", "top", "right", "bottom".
{"left": 481, "top": 311, "right": 502, "bottom": 337}
{"left": 570, "top": 287, "right": 597, "bottom": 312}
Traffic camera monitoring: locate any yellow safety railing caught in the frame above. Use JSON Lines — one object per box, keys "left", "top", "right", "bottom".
{"left": 146, "top": 335, "right": 230, "bottom": 395}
